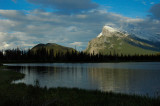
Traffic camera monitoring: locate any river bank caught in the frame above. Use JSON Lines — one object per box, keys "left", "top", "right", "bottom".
{"left": 0, "top": 65, "right": 160, "bottom": 106}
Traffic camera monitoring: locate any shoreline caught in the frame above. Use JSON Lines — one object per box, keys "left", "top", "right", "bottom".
{"left": 2, "top": 60, "right": 160, "bottom": 64}
{"left": 0, "top": 66, "right": 160, "bottom": 105}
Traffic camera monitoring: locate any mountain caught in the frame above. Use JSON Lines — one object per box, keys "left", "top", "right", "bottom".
{"left": 31, "top": 43, "right": 75, "bottom": 53}
{"left": 85, "top": 26, "right": 160, "bottom": 55}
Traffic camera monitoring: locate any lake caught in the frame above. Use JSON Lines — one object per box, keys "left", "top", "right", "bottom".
{"left": 4, "top": 62, "right": 160, "bottom": 97}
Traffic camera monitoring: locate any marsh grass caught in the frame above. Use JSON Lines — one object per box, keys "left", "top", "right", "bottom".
{"left": 0, "top": 66, "right": 160, "bottom": 106}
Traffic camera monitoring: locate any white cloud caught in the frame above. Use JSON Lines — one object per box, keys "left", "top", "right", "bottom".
{"left": 70, "top": 42, "right": 83, "bottom": 46}
{"left": 66, "top": 26, "right": 78, "bottom": 32}
{"left": 69, "top": 42, "right": 87, "bottom": 51}
{"left": 0, "top": 42, "right": 10, "bottom": 50}
{"left": 0, "top": 9, "right": 160, "bottom": 50}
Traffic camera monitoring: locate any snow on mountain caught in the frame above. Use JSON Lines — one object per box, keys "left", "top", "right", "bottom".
{"left": 98, "top": 25, "right": 160, "bottom": 42}
{"left": 103, "top": 26, "right": 118, "bottom": 33}
{"left": 116, "top": 25, "right": 160, "bottom": 42}
{"left": 97, "top": 25, "right": 128, "bottom": 38}
{"left": 85, "top": 25, "right": 160, "bottom": 55}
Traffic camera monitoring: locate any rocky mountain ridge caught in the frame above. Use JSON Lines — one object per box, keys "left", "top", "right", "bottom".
{"left": 85, "top": 26, "right": 160, "bottom": 55}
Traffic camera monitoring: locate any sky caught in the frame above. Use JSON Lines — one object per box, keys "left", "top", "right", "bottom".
{"left": 0, "top": 0, "right": 160, "bottom": 50}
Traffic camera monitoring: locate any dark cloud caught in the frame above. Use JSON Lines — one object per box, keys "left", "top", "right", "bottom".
{"left": 149, "top": 3, "right": 160, "bottom": 20}
{"left": 27, "top": 0, "right": 98, "bottom": 11}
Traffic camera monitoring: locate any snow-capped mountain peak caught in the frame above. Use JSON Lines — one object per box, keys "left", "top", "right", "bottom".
{"left": 97, "top": 25, "right": 127, "bottom": 38}
{"left": 86, "top": 26, "right": 160, "bottom": 55}
{"left": 103, "top": 26, "right": 118, "bottom": 33}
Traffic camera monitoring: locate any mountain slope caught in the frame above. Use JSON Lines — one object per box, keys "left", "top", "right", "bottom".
{"left": 31, "top": 43, "right": 75, "bottom": 53}
{"left": 85, "top": 26, "right": 159, "bottom": 55}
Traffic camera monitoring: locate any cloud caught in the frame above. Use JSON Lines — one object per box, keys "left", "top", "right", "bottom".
{"left": 150, "top": 2, "right": 155, "bottom": 5}
{"left": 149, "top": 3, "right": 160, "bottom": 20}
{"left": 27, "top": 0, "right": 98, "bottom": 11}
{"left": 142, "top": 1, "right": 146, "bottom": 5}
{"left": 70, "top": 42, "right": 83, "bottom": 46}
{"left": 69, "top": 42, "right": 85, "bottom": 51}
{"left": 0, "top": 9, "right": 160, "bottom": 50}
{"left": 12, "top": 0, "right": 17, "bottom": 3}
{"left": 66, "top": 26, "right": 78, "bottom": 32}
{"left": 0, "top": 31, "right": 36, "bottom": 49}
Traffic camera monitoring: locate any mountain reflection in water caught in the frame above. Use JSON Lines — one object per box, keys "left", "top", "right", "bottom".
{"left": 6, "top": 62, "right": 160, "bottom": 97}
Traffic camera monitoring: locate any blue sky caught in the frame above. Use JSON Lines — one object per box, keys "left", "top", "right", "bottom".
{"left": 0, "top": 0, "right": 37, "bottom": 10}
{"left": 94, "top": 0, "right": 160, "bottom": 18}
{"left": 0, "top": 0, "right": 159, "bottom": 17}
{"left": 0, "top": 0, "right": 160, "bottom": 50}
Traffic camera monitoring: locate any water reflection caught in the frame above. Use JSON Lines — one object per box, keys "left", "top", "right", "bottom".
{"left": 88, "top": 67, "right": 160, "bottom": 96}
{"left": 6, "top": 63, "right": 160, "bottom": 96}
{"left": 88, "top": 68, "right": 130, "bottom": 93}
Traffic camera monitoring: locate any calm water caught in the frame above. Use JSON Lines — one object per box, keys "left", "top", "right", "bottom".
{"left": 4, "top": 62, "right": 160, "bottom": 96}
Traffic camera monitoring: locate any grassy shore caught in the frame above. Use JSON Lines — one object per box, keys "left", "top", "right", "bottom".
{"left": 0, "top": 65, "right": 160, "bottom": 106}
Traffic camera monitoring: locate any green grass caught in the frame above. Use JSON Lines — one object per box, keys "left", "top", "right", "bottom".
{"left": 0, "top": 66, "right": 160, "bottom": 106}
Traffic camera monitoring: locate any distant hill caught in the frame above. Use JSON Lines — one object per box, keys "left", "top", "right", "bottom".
{"left": 31, "top": 43, "right": 76, "bottom": 54}
{"left": 85, "top": 26, "right": 160, "bottom": 55}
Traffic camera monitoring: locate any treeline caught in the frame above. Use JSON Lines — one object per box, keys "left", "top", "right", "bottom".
{"left": 0, "top": 48, "right": 160, "bottom": 63}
